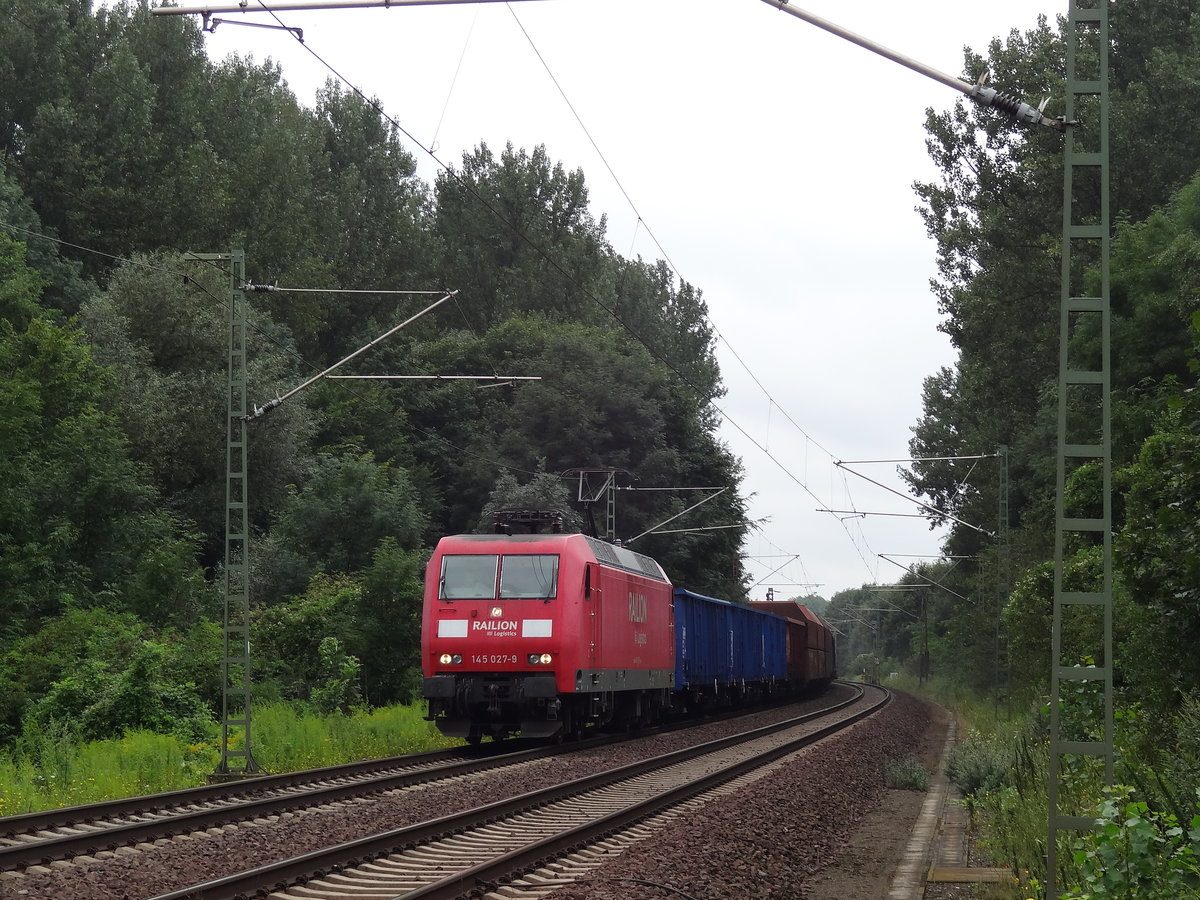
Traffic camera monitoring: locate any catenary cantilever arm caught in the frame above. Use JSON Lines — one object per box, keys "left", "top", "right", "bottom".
{"left": 760, "top": 0, "right": 1066, "bottom": 130}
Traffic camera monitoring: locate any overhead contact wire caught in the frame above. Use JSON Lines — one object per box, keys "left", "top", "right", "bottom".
{"left": 0, "top": 220, "right": 544, "bottom": 481}
{"left": 240, "top": 3, "right": 872, "bottom": 578}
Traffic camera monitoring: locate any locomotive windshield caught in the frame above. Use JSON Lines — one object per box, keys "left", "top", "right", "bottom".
{"left": 499, "top": 554, "right": 558, "bottom": 599}
{"left": 439, "top": 555, "right": 499, "bottom": 599}
{"left": 438, "top": 553, "right": 559, "bottom": 600}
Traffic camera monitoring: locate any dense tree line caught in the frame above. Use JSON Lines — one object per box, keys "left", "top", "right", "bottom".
{"left": 0, "top": 0, "right": 747, "bottom": 745}
{"left": 826, "top": 0, "right": 1200, "bottom": 752}
{"left": 7, "top": 0, "right": 1200, "bottom": 783}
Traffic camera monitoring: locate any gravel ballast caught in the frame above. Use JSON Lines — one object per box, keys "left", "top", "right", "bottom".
{"left": 547, "top": 690, "right": 934, "bottom": 900}
{"left": 0, "top": 685, "right": 934, "bottom": 900}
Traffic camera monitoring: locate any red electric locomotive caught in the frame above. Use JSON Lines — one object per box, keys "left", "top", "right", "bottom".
{"left": 421, "top": 531, "right": 675, "bottom": 742}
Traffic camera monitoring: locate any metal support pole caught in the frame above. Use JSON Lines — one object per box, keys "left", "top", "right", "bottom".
{"left": 187, "top": 251, "right": 260, "bottom": 780}
{"left": 1049, "top": 2, "right": 1111, "bottom": 892}
{"left": 994, "top": 444, "right": 1009, "bottom": 715}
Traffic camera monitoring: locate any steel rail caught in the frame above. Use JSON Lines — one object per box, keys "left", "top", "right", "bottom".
{"left": 0, "top": 745, "right": 476, "bottom": 837}
{"left": 1, "top": 695, "right": 821, "bottom": 869}
{"left": 410, "top": 686, "right": 889, "bottom": 900}
{"left": 146, "top": 685, "right": 880, "bottom": 900}
{"left": 0, "top": 741, "right": 596, "bottom": 871}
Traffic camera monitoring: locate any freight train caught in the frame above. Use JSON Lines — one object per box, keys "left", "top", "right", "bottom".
{"left": 421, "top": 527, "right": 836, "bottom": 743}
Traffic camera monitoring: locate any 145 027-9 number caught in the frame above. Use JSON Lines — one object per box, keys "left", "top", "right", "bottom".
{"left": 470, "top": 654, "right": 518, "bottom": 665}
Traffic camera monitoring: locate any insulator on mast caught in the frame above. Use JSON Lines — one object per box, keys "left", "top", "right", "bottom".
{"left": 968, "top": 75, "right": 1068, "bottom": 130}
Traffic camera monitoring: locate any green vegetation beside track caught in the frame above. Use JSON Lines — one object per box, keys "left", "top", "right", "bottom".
{"left": 892, "top": 675, "right": 1200, "bottom": 899}
{"left": 0, "top": 701, "right": 455, "bottom": 817}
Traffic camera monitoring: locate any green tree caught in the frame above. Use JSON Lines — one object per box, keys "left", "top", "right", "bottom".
{"left": 908, "top": 4, "right": 1200, "bottom": 565}
{"left": 255, "top": 451, "right": 428, "bottom": 604}
{"left": 254, "top": 574, "right": 360, "bottom": 702}
{"left": 1, "top": 608, "right": 217, "bottom": 744}
{"left": 901, "top": 4, "right": 1200, "bottom": 708}
{"left": 302, "top": 83, "right": 438, "bottom": 362}
{"left": 475, "top": 465, "right": 585, "bottom": 534}
{"left": 80, "top": 251, "right": 315, "bottom": 564}
{"left": 356, "top": 538, "right": 425, "bottom": 705}
{"left": 1117, "top": 379, "right": 1200, "bottom": 709}
{"left": 310, "top": 637, "right": 362, "bottom": 715}
{"left": 434, "top": 142, "right": 610, "bottom": 330}
{"left": 0, "top": 236, "right": 205, "bottom": 645}
{"left": 10, "top": 3, "right": 177, "bottom": 270}
{"left": 256, "top": 541, "right": 425, "bottom": 707}
{"left": 389, "top": 312, "right": 747, "bottom": 596}
{"left": 0, "top": 158, "right": 96, "bottom": 316}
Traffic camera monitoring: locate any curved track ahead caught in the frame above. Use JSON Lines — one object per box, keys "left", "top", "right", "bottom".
{"left": 146, "top": 684, "right": 887, "bottom": 900}
{"left": 0, "top": 694, "right": 828, "bottom": 873}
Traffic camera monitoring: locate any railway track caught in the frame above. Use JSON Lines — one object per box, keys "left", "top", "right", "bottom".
{"left": 0, "top": 741, "right": 597, "bottom": 872}
{"left": 0, "top": 693, "right": 827, "bottom": 874}
{"left": 145, "top": 683, "right": 887, "bottom": 900}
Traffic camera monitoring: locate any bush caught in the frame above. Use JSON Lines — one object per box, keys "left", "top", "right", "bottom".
{"left": 311, "top": 637, "right": 361, "bottom": 715}
{"left": 884, "top": 755, "right": 930, "bottom": 792}
{"left": 25, "top": 641, "right": 215, "bottom": 743}
{"left": 1066, "top": 785, "right": 1200, "bottom": 900}
{"left": 1168, "top": 694, "right": 1200, "bottom": 804}
{"left": 948, "top": 729, "right": 1010, "bottom": 797}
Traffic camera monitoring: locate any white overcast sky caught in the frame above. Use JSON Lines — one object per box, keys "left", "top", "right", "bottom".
{"left": 179, "top": 0, "right": 1062, "bottom": 599}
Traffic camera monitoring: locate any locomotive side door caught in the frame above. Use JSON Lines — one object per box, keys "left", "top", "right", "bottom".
{"left": 585, "top": 562, "right": 600, "bottom": 671}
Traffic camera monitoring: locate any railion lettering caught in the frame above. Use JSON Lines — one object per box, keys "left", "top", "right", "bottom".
{"left": 471, "top": 619, "right": 519, "bottom": 631}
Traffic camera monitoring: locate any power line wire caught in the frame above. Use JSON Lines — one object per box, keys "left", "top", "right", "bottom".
{"left": 0, "top": 219, "right": 547, "bottom": 481}
{"left": 503, "top": 2, "right": 840, "bottom": 463}
{"left": 242, "top": 3, "right": 840, "bottom": 520}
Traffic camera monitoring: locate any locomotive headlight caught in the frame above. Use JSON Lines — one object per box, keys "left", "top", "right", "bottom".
{"left": 527, "top": 653, "right": 540, "bottom": 665}
{"left": 439, "top": 653, "right": 463, "bottom": 665}
{"left": 539, "top": 653, "right": 553, "bottom": 665}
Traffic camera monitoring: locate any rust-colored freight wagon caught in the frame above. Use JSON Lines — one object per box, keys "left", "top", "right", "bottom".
{"left": 747, "top": 600, "right": 837, "bottom": 690}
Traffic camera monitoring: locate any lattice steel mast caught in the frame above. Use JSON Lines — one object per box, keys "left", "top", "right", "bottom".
{"left": 185, "top": 251, "right": 259, "bottom": 778}
{"left": 760, "top": 6, "right": 1110, "bottom": 893}
{"left": 1049, "top": 2, "right": 1111, "bottom": 893}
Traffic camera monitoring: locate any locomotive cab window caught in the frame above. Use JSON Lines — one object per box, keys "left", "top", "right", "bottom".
{"left": 499, "top": 555, "right": 559, "bottom": 599}
{"left": 439, "top": 554, "right": 499, "bottom": 599}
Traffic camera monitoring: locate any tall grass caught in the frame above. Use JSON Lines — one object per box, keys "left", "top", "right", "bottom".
{"left": 896, "top": 675, "right": 1105, "bottom": 898}
{"left": 0, "top": 727, "right": 217, "bottom": 815}
{"left": 887, "top": 671, "right": 1020, "bottom": 736}
{"left": 251, "top": 701, "right": 459, "bottom": 773}
{"left": 0, "top": 702, "right": 456, "bottom": 816}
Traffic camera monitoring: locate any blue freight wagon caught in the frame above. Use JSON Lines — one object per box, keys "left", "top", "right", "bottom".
{"left": 672, "top": 588, "right": 788, "bottom": 711}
